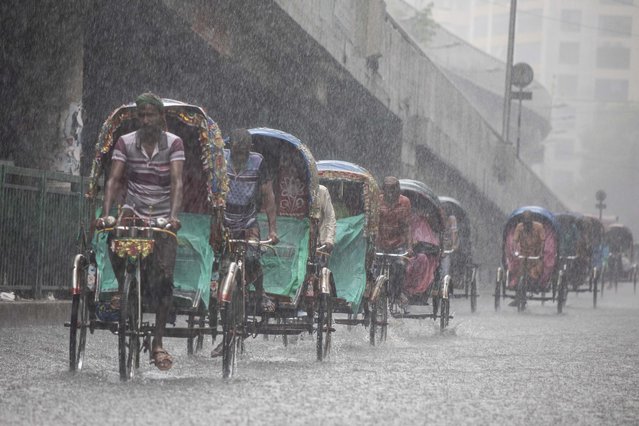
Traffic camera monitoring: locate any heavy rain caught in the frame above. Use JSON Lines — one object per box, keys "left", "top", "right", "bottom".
{"left": 1, "top": 1, "right": 638, "bottom": 425}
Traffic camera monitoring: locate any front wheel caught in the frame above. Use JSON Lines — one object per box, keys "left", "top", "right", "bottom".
{"left": 557, "top": 279, "right": 567, "bottom": 314}
{"left": 69, "top": 290, "right": 89, "bottom": 372}
{"left": 593, "top": 269, "right": 598, "bottom": 309}
{"left": 221, "top": 269, "right": 244, "bottom": 379}
{"left": 516, "top": 276, "right": 527, "bottom": 313}
{"left": 470, "top": 273, "right": 478, "bottom": 313}
{"left": 370, "top": 281, "right": 388, "bottom": 346}
{"left": 440, "top": 278, "right": 451, "bottom": 331}
{"left": 118, "top": 272, "right": 140, "bottom": 381}
{"left": 316, "top": 293, "right": 333, "bottom": 361}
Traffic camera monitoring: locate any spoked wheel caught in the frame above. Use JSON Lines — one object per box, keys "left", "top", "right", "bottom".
{"left": 118, "top": 272, "right": 140, "bottom": 381}
{"left": 316, "top": 293, "right": 333, "bottom": 361}
{"left": 370, "top": 281, "right": 388, "bottom": 346}
{"left": 516, "top": 277, "right": 527, "bottom": 313}
{"left": 592, "top": 269, "right": 599, "bottom": 309}
{"left": 280, "top": 318, "right": 288, "bottom": 347}
{"left": 494, "top": 268, "right": 502, "bottom": 311}
{"left": 222, "top": 271, "right": 244, "bottom": 380}
{"left": 440, "top": 278, "right": 451, "bottom": 331}
{"left": 470, "top": 272, "right": 478, "bottom": 313}
{"left": 557, "top": 278, "right": 567, "bottom": 314}
{"left": 634, "top": 267, "right": 637, "bottom": 295}
{"left": 69, "top": 289, "right": 89, "bottom": 372}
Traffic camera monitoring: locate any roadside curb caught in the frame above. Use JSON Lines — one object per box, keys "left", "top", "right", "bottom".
{"left": 0, "top": 301, "right": 71, "bottom": 328}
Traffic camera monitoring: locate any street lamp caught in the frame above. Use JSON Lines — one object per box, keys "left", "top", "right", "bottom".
{"left": 595, "top": 190, "right": 607, "bottom": 221}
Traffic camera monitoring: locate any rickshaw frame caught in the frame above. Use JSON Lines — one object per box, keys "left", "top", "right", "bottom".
{"left": 317, "top": 160, "right": 386, "bottom": 345}
{"left": 67, "top": 99, "right": 228, "bottom": 380}
{"left": 495, "top": 206, "right": 567, "bottom": 314}
{"left": 217, "top": 127, "right": 335, "bottom": 379}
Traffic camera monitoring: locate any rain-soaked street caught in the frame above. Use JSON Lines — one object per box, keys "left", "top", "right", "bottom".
{"left": 1, "top": 283, "right": 638, "bottom": 425}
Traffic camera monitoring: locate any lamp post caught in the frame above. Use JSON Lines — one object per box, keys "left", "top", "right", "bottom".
{"left": 595, "top": 190, "right": 607, "bottom": 221}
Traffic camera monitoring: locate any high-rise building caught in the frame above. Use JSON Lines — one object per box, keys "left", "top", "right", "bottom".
{"left": 425, "top": 0, "right": 639, "bottom": 233}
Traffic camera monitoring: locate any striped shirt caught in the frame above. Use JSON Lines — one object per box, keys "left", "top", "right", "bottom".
{"left": 112, "top": 130, "right": 185, "bottom": 218}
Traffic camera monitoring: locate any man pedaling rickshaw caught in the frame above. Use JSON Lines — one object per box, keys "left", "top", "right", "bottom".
{"left": 377, "top": 176, "right": 413, "bottom": 308}
{"left": 211, "top": 128, "right": 279, "bottom": 357}
{"left": 96, "top": 92, "right": 184, "bottom": 371}
{"left": 509, "top": 210, "right": 546, "bottom": 305}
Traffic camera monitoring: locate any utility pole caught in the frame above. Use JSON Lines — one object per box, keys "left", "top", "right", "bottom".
{"left": 502, "top": 0, "right": 517, "bottom": 145}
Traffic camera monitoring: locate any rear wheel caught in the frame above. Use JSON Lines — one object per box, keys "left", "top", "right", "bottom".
{"left": 69, "top": 289, "right": 89, "bottom": 372}
{"left": 440, "top": 279, "right": 450, "bottom": 331}
{"left": 222, "top": 269, "right": 244, "bottom": 379}
{"left": 557, "top": 278, "right": 567, "bottom": 314}
{"left": 370, "top": 281, "right": 388, "bottom": 346}
{"left": 494, "top": 269, "right": 502, "bottom": 311}
{"left": 470, "top": 273, "right": 478, "bottom": 313}
{"left": 118, "top": 272, "right": 140, "bottom": 381}
{"left": 316, "top": 293, "right": 333, "bottom": 361}
{"left": 593, "top": 269, "right": 598, "bottom": 309}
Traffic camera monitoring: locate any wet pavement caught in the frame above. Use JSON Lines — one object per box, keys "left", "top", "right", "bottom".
{"left": 1, "top": 282, "right": 638, "bottom": 425}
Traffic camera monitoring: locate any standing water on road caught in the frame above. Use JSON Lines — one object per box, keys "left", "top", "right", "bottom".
{"left": 1, "top": 284, "right": 638, "bottom": 425}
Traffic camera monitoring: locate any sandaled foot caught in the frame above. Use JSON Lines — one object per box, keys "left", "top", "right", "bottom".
{"left": 151, "top": 348, "right": 173, "bottom": 371}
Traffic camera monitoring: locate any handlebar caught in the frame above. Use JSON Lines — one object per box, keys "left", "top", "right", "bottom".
{"left": 513, "top": 252, "right": 541, "bottom": 261}
{"left": 375, "top": 251, "right": 411, "bottom": 260}
{"left": 96, "top": 216, "right": 177, "bottom": 239}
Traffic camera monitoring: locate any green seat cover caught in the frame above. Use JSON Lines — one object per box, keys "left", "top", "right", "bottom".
{"left": 329, "top": 214, "right": 367, "bottom": 313}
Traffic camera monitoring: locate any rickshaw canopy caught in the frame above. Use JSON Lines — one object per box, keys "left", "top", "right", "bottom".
{"left": 399, "top": 179, "right": 445, "bottom": 233}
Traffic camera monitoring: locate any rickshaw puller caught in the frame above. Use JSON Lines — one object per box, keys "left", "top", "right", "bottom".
{"left": 377, "top": 176, "right": 413, "bottom": 307}
{"left": 222, "top": 128, "right": 279, "bottom": 312}
{"left": 510, "top": 210, "right": 546, "bottom": 304}
{"left": 97, "top": 92, "right": 184, "bottom": 371}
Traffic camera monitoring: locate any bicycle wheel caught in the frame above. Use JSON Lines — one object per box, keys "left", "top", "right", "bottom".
{"left": 118, "top": 272, "right": 140, "bottom": 381}
{"left": 69, "top": 289, "right": 89, "bottom": 372}
{"left": 470, "top": 273, "right": 478, "bottom": 313}
{"left": 440, "top": 278, "right": 450, "bottom": 331}
{"left": 187, "top": 313, "right": 206, "bottom": 355}
{"left": 222, "top": 266, "right": 243, "bottom": 379}
{"left": 316, "top": 293, "right": 333, "bottom": 361}
{"left": 592, "top": 269, "right": 598, "bottom": 309}
{"left": 494, "top": 269, "right": 501, "bottom": 312}
{"left": 557, "top": 278, "right": 567, "bottom": 314}
{"left": 516, "top": 276, "right": 527, "bottom": 313}
{"left": 370, "top": 280, "right": 388, "bottom": 346}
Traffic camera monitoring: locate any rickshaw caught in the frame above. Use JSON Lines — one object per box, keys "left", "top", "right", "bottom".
{"left": 495, "top": 206, "right": 567, "bottom": 313}
{"left": 67, "top": 99, "right": 228, "bottom": 381}
{"left": 555, "top": 213, "right": 600, "bottom": 308}
{"left": 316, "top": 160, "right": 385, "bottom": 345}
{"left": 378, "top": 178, "right": 453, "bottom": 331}
{"left": 438, "top": 196, "right": 478, "bottom": 313}
{"left": 217, "top": 128, "right": 334, "bottom": 379}
{"left": 604, "top": 224, "right": 637, "bottom": 293}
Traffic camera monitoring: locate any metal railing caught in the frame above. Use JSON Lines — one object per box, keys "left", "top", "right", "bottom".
{"left": 0, "top": 165, "right": 89, "bottom": 298}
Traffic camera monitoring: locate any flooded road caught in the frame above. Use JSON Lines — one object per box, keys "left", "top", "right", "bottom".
{"left": 1, "top": 283, "right": 638, "bottom": 425}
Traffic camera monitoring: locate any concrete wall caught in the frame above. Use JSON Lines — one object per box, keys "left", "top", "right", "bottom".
{"left": 276, "top": 0, "right": 566, "bottom": 273}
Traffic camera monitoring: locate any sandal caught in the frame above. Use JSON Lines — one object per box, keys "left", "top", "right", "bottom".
{"left": 150, "top": 348, "right": 173, "bottom": 371}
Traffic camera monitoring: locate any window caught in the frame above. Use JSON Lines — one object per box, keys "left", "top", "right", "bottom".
{"left": 600, "top": 0, "right": 634, "bottom": 5}
{"left": 517, "top": 9, "right": 543, "bottom": 33}
{"left": 558, "top": 42, "right": 580, "bottom": 64}
{"left": 492, "top": 13, "right": 509, "bottom": 35}
{"left": 594, "top": 79, "right": 629, "bottom": 101}
{"left": 556, "top": 75, "right": 578, "bottom": 98}
{"left": 599, "top": 15, "right": 632, "bottom": 37}
{"left": 596, "top": 45, "right": 630, "bottom": 68}
{"left": 561, "top": 10, "right": 582, "bottom": 32}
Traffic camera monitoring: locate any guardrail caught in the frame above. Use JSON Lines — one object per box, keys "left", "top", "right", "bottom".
{"left": 0, "top": 165, "right": 89, "bottom": 298}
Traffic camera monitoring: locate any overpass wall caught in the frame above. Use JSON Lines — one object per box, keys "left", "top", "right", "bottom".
{"left": 276, "top": 0, "right": 564, "bottom": 215}
{"left": 276, "top": 1, "right": 565, "bottom": 273}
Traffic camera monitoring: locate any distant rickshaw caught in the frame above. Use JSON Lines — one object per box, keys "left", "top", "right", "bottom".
{"left": 317, "top": 160, "right": 385, "bottom": 345}
{"left": 438, "top": 196, "right": 478, "bottom": 313}
{"left": 380, "top": 179, "right": 453, "bottom": 331}
{"left": 555, "top": 213, "right": 599, "bottom": 307}
{"left": 216, "top": 128, "right": 334, "bottom": 379}
{"left": 68, "top": 99, "right": 227, "bottom": 380}
{"left": 495, "top": 206, "right": 567, "bottom": 313}
{"left": 604, "top": 224, "right": 637, "bottom": 293}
